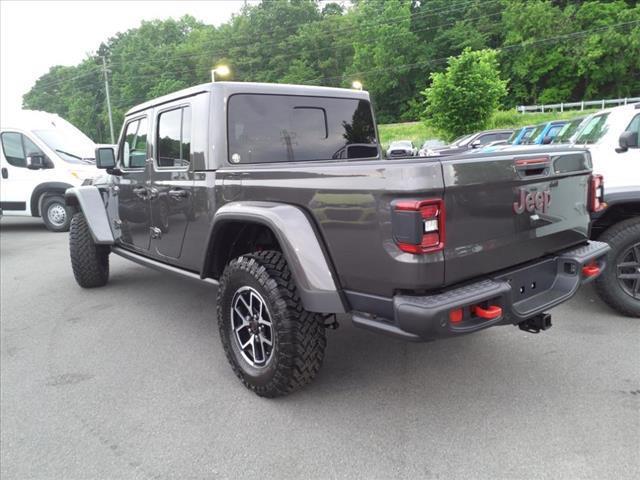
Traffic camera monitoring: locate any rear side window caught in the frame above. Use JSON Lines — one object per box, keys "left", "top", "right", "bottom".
{"left": 227, "top": 94, "right": 378, "bottom": 164}
{"left": 157, "top": 106, "right": 191, "bottom": 168}
{"left": 120, "top": 117, "right": 148, "bottom": 168}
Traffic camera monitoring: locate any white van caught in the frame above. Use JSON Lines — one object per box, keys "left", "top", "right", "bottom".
{"left": 0, "top": 110, "right": 98, "bottom": 231}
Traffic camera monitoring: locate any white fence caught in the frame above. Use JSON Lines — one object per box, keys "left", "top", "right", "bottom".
{"left": 517, "top": 96, "right": 640, "bottom": 113}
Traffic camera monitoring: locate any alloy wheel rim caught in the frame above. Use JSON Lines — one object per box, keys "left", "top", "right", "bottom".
{"left": 230, "top": 286, "right": 274, "bottom": 368}
{"left": 616, "top": 241, "right": 640, "bottom": 300}
{"left": 47, "top": 203, "right": 67, "bottom": 226}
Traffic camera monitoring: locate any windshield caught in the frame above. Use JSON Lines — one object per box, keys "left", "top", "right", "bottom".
{"left": 574, "top": 113, "right": 610, "bottom": 144}
{"left": 450, "top": 134, "right": 467, "bottom": 145}
{"left": 457, "top": 134, "right": 475, "bottom": 147}
{"left": 33, "top": 128, "right": 95, "bottom": 164}
{"left": 507, "top": 128, "right": 522, "bottom": 143}
{"left": 553, "top": 118, "right": 584, "bottom": 144}
{"left": 525, "top": 124, "right": 546, "bottom": 144}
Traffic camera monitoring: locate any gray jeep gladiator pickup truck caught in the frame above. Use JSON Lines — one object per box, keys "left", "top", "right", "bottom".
{"left": 66, "top": 82, "right": 609, "bottom": 397}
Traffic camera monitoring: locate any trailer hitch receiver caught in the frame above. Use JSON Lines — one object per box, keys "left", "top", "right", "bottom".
{"left": 518, "top": 313, "right": 552, "bottom": 334}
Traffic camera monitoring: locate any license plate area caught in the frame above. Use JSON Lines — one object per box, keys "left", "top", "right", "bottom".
{"left": 495, "top": 258, "right": 557, "bottom": 303}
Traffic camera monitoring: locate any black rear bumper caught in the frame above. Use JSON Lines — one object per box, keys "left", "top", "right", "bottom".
{"left": 352, "top": 240, "right": 610, "bottom": 341}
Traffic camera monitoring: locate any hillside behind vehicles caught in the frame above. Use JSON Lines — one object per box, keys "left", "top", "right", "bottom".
{"left": 66, "top": 82, "right": 609, "bottom": 397}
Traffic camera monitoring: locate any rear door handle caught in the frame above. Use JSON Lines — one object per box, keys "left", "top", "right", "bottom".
{"left": 168, "top": 188, "right": 188, "bottom": 200}
{"left": 1, "top": 167, "right": 7, "bottom": 179}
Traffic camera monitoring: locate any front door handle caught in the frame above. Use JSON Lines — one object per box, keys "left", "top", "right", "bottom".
{"left": 168, "top": 188, "right": 188, "bottom": 200}
{"left": 1, "top": 167, "right": 7, "bottom": 179}
{"left": 132, "top": 186, "right": 148, "bottom": 199}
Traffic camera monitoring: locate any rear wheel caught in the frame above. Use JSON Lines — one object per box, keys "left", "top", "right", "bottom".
{"left": 217, "top": 250, "right": 326, "bottom": 397}
{"left": 42, "top": 195, "right": 71, "bottom": 232}
{"left": 69, "top": 212, "right": 110, "bottom": 288}
{"left": 595, "top": 218, "right": 640, "bottom": 317}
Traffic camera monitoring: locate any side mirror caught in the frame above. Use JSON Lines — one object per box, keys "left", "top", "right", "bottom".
{"left": 471, "top": 139, "right": 481, "bottom": 148}
{"left": 95, "top": 145, "right": 117, "bottom": 169}
{"left": 617, "top": 131, "right": 638, "bottom": 152}
{"left": 26, "top": 154, "right": 46, "bottom": 170}
{"left": 542, "top": 135, "right": 553, "bottom": 145}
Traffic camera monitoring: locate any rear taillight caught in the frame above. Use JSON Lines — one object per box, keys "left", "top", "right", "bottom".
{"left": 393, "top": 199, "right": 445, "bottom": 254}
{"left": 588, "top": 174, "right": 606, "bottom": 213}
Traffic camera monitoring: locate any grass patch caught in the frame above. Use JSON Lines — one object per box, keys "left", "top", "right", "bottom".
{"left": 378, "top": 109, "right": 596, "bottom": 149}
{"left": 378, "top": 122, "right": 436, "bottom": 150}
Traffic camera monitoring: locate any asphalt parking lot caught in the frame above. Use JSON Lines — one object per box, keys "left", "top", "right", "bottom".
{"left": 1, "top": 216, "right": 639, "bottom": 480}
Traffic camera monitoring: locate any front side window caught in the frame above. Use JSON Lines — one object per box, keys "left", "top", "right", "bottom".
{"left": 227, "top": 94, "right": 378, "bottom": 164}
{"left": 1, "top": 132, "right": 45, "bottom": 168}
{"left": 1, "top": 132, "right": 26, "bottom": 167}
{"left": 625, "top": 113, "right": 640, "bottom": 146}
{"left": 574, "top": 113, "right": 610, "bottom": 145}
{"left": 120, "top": 117, "right": 148, "bottom": 168}
{"left": 157, "top": 106, "right": 191, "bottom": 168}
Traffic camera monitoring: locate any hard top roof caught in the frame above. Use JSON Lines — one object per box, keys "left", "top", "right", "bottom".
{"left": 125, "top": 81, "right": 371, "bottom": 116}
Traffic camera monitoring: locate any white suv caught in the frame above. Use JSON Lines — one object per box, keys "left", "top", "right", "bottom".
{"left": 1, "top": 111, "right": 98, "bottom": 231}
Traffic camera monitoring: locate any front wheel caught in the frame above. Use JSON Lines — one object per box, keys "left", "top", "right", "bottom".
{"left": 42, "top": 195, "right": 72, "bottom": 232}
{"left": 595, "top": 218, "right": 640, "bottom": 317}
{"left": 217, "top": 250, "right": 326, "bottom": 397}
{"left": 69, "top": 213, "right": 110, "bottom": 288}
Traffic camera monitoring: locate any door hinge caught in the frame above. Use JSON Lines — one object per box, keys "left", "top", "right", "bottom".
{"left": 112, "top": 218, "right": 122, "bottom": 230}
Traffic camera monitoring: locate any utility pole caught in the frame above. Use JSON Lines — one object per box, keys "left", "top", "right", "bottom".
{"left": 101, "top": 56, "right": 115, "bottom": 144}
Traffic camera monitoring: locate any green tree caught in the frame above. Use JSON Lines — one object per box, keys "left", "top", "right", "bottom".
{"left": 348, "top": 0, "right": 421, "bottom": 122}
{"left": 422, "top": 48, "right": 507, "bottom": 140}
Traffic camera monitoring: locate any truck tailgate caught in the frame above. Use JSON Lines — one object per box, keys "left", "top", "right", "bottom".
{"left": 440, "top": 148, "right": 592, "bottom": 285}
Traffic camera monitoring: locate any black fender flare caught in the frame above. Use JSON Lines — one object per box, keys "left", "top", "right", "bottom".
{"left": 65, "top": 186, "right": 114, "bottom": 244}
{"left": 30, "top": 182, "right": 74, "bottom": 217}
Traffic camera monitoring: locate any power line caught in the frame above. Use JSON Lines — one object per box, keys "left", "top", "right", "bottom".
{"left": 26, "top": 19, "right": 640, "bottom": 115}
{"left": 104, "top": 0, "right": 500, "bottom": 70}
{"left": 301, "top": 19, "right": 640, "bottom": 84}
{"left": 103, "top": 7, "right": 505, "bottom": 77}
{"left": 32, "top": 0, "right": 501, "bottom": 94}
{"left": 33, "top": 66, "right": 102, "bottom": 92}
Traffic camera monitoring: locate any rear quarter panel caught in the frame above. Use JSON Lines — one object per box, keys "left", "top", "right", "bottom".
{"left": 216, "top": 159, "right": 444, "bottom": 297}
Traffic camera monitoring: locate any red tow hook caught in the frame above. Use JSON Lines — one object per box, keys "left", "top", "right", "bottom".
{"left": 582, "top": 262, "right": 601, "bottom": 278}
{"left": 472, "top": 305, "right": 503, "bottom": 320}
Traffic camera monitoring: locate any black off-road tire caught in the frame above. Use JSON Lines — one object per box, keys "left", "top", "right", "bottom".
{"left": 69, "top": 212, "right": 110, "bottom": 288}
{"left": 595, "top": 218, "right": 640, "bottom": 317}
{"left": 42, "top": 195, "right": 72, "bottom": 232}
{"left": 217, "top": 250, "right": 326, "bottom": 397}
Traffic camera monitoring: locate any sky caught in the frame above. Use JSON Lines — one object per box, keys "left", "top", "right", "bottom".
{"left": 0, "top": 0, "right": 259, "bottom": 122}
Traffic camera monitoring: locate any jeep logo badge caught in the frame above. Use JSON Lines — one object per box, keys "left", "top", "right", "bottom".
{"left": 513, "top": 188, "right": 551, "bottom": 214}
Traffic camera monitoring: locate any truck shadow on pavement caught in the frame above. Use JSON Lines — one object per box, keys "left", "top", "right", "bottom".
{"left": 102, "top": 259, "right": 631, "bottom": 406}
{"left": 0, "top": 221, "right": 52, "bottom": 233}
